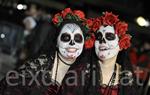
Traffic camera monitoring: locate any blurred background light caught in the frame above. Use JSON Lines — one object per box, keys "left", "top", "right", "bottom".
{"left": 0, "top": 33, "right": 5, "bottom": 39}
{"left": 136, "top": 16, "right": 150, "bottom": 27}
{"left": 17, "top": 4, "right": 24, "bottom": 10}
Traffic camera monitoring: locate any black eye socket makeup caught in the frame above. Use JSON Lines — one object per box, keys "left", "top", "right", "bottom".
{"left": 95, "top": 32, "right": 103, "bottom": 40}
{"left": 95, "top": 32, "right": 116, "bottom": 41}
{"left": 61, "top": 33, "right": 71, "bottom": 42}
{"left": 74, "top": 33, "right": 83, "bottom": 43}
{"left": 105, "top": 32, "right": 116, "bottom": 40}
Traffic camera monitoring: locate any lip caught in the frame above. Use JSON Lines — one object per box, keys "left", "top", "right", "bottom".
{"left": 99, "top": 46, "right": 109, "bottom": 51}
{"left": 66, "top": 48, "right": 78, "bottom": 53}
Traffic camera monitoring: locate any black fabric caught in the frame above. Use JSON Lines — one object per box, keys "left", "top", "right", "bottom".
{"left": 0, "top": 54, "right": 55, "bottom": 95}
{"left": 0, "top": 38, "right": 90, "bottom": 95}
{"left": 0, "top": 51, "right": 89, "bottom": 95}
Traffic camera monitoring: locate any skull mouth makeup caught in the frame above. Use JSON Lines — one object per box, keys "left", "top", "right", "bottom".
{"left": 99, "top": 43, "right": 119, "bottom": 51}
{"left": 66, "top": 48, "right": 78, "bottom": 53}
{"left": 99, "top": 46, "right": 109, "bottom": 51}
{"left": 57, "top": 23, "right": 84, "bottom": 59}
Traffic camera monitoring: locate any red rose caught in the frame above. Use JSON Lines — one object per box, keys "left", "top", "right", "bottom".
{"left": 96, "top": 17, "right": 102, "bottom": 22}
{"left": 115, "top": 21, "right": 128, "bottom": 36}
{"left": 102, "top": 12, "right": 119, "bottom": 25}
{"left": 52, "top": 13, "right": 61, "bottom": 24}
{"left": 61, "top": 8, "right": 72, "bottom": 18}
{"left": 85, "top": 34, "right": 95, "bottom": 49}
{"left": 85, "top": 38, "right": 95, "bottom": 49}
{"left": 73, "top": 10, "right": 85, "bottom": 19}
{"left": 119, "top": 34, "right": 131, "bottom": 50}
{"left": 86, "top": 19, "right": 93, "bottom": 28}
{"left": 92, "top": 20, "right": 101, "bottom": 32}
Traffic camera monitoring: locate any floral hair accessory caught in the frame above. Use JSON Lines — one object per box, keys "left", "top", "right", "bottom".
{"left": 91, "top": 11, "right": 131, "bottom": 50}
{"left": 82, "top": 18, "right": 96, "bottom": 49}
{"left": 52, "top": 8, "right": 94, "bottom": 49}
{"left": 52, "top": 8, "right": 85, "bottom": 27}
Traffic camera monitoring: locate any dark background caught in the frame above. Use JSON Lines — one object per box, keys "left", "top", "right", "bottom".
{"left": 0, "top": 0, "right": 150, "bottom": 41}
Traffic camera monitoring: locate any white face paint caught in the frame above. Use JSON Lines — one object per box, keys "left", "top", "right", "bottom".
{"left": 57, "top": 23, "right": 84, "bottom": 59}
{"left": 95, "top": 25, "right": 120, "bottom": 60}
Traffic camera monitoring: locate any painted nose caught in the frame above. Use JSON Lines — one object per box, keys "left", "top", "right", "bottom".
{"left": 69, "top": 40, "right": 75, "bottom": 45}
{"left": 99, "top": 37, "right": 106, "bottom": 44}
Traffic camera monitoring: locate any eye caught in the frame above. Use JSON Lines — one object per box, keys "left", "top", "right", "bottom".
{"left": 74, "top": 33, "right": 83, "bottom": 43}
{"left": 60, "top": 33, "right": 71, "bottom": 42}
{"left": 95, "top": 32, "right": 103, "bottom": 40}
{"left": 105, "top": 33, "right": 116, "bottom": 40}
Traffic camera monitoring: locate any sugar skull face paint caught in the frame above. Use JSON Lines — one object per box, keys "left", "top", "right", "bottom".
{"left": 57, "top": 23, "right": 84, "bottom": 59}
{"left": 95, "top": 25, "right": 120, "bottom": 60}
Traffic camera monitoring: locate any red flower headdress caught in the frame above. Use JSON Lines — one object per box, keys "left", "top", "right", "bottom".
{"left": 52, "top": 8, "right": 86, "bottom": 26}
{"left": 89, "top": 12, "right": 131, "bottom": 50}
{"left": 52, "top": 8, "right": 93, "bottom": 49}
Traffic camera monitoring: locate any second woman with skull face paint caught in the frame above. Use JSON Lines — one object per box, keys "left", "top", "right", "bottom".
{"left": 87, "top": 12, "right": 138, "bottom": 95}
{"left": 0, "top": 8, "right": 91, "bottom": 95}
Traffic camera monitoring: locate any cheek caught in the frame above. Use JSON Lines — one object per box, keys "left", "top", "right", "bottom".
{"left": 95, "top": 41, "right": 100, "bottom": 56}
{"left": 76, "top": 42, "right": 84, "bottom": 47}
{"left": 107, "top": 40, "right": 119, "bottom": 48}
{"left": 107, "top": 35, "right": 119, "bottom": 47}
{"left": 57, "top": 36, "right": 61, "bottom": 45}
{"left": 95, "top": 41, "right": 100, "bottom": 48}
{"left": 57, "top": 38, "right": 69, "bottom": 48}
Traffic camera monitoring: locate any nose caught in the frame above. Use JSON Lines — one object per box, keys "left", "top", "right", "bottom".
{"left": 69, "top": 40, "right": 75, "bottom": 45}
{"left": 99, "top": 37, "right": 106, "bottom": 44}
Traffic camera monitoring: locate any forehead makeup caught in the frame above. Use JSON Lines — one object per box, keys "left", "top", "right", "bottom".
{"left": 61, "top": 23, "right": 82, "bottom": 34}
{"left": 98, "top": 26, "right": 115, "bottom": 33}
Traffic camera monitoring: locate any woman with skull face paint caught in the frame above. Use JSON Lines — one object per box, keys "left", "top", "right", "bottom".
{"left": 86, "top": 12, "right": 139, "bottom": 95}
{"left": 47, "top": 8, "right": 90, "bottom": 95}
{"left": 51, "top": 8, "right": 94, "bottom": 95}
{"left": 0, "top": 8, "right": 92, "bottom": 95}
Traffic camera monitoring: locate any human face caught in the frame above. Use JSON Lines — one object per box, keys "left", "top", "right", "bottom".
{"left": 57, "top": 23, "right": 84, "bottom": 59}
{"left": 95, "top": 25, "right": 120, "bottom": 60}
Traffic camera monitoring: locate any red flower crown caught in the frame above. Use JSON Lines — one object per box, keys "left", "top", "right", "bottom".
{"left": 52, "top": 8, "right": 93, "bottom": 49}
{"left": 52, "top": 8, "right": 86, "bottom": 26}
{"left": 86, "top": 12, "right": 131, "bottom": 50}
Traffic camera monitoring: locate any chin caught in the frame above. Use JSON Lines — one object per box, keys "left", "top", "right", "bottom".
{"left": 68, "top": 56, "right": 76, "bottom": 60}
{"left": 99, "top": 57, "right": 107, "bottom": 61}
{"left": 98, "top": 53, "right": 111, "bottom": 61}
{"left": 66, "top": 53, "right": 76, "bottom": 58}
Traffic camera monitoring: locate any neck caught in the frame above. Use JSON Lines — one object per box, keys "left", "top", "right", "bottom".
{"left": 99, "top": 55, "right": 117, "bottom": 72}
{"left": 58, "top": 53, "right": 76, "bottom": 66}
